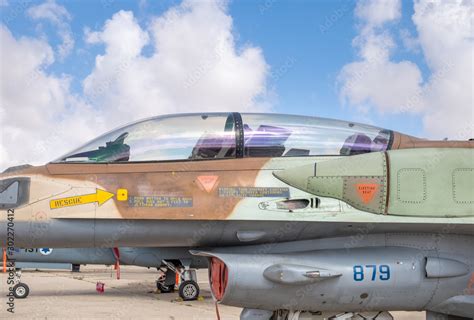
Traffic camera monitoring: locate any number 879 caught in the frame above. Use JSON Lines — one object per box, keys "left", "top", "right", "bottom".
{"left": 353, "top": 265, "right": 390, "bottom": 281}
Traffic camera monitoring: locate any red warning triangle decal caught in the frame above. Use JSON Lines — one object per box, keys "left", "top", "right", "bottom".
{"left": 356, "top": 183, "right": 379, "bottom": 204}
{"left": 197, "top": 175, "right": 219, "bottom": 193}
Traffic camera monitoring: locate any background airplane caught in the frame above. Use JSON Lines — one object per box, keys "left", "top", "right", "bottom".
{"left": 3, "top": 246, "right": 207, "bottom": 300}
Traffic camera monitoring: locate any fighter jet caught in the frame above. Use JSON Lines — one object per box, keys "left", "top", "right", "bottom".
{"left": 4, "top": 246, "right": 206, "bottom": 300}
{"left": 1, "top": 112, "right": 473, "bottom": 320}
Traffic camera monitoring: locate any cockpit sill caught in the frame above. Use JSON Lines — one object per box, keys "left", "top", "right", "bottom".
{"left": 45, "top": 157, "right": 291, "bottom": 175}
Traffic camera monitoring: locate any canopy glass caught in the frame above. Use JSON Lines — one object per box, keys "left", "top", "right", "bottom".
{"left": 55, "top": 113, "right": 392, "bottom": 163}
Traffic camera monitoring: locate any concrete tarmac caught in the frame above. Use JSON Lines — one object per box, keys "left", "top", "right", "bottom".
{"left": 1, "top": 266, "right": 425, "bottom": 319}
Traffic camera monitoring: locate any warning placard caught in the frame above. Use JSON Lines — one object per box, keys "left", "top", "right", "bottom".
{"left": 355, "top": 183, "right": 379, "bottom": 204}
{"left": 218, "top": 187, "right": 290, "bottom": 198}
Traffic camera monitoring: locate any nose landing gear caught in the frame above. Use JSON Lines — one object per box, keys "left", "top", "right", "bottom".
{"left": 178, "top": 270, "right": 200, "bottom": 301}
{"left": 157, "top": 260, "right": 200, "bottom": 301}
{"left": 12, "top": 269, "right": 30, "bottom": 299}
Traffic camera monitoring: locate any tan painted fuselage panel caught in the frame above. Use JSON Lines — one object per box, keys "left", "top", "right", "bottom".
{"left": 1, "top": 133, "right": 473, "bottom": 225}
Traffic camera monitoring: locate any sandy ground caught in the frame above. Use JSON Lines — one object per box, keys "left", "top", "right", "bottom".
{"left": 0, "top": 266, "right": 426, "bottom": 320}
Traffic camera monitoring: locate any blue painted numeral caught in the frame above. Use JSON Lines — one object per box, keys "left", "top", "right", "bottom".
{"left": 353, "top": 265, "right": 364, "bottom": 281}
{"left": 353, "top": 264, "right": 390, "bottom": 282}
{"left": 379, "top": 265, "right": 390, "bottom": 280}
{"left": 366, "top": 264, "right": 376, "bottom": 281}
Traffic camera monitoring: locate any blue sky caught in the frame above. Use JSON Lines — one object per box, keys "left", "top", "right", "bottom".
{"left": 0, "top": 0, "right": 472, "bottom": 168}
{"left": 230, "top": 0, "right": 427, "bottom": 133}
{"left": 2, "top": 1, "right": 423, "bottom": 130}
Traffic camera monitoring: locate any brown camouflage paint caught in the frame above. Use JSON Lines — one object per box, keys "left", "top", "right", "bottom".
{"left": 1, "top": 132, "right": 472, "bottom": 222}
{"left": 2, "top": 158, "right": 270, "bottom": 220}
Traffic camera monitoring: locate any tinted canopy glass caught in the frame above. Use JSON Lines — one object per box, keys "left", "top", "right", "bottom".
{"left": 55, "top": 113, "right": 392, "bottom": 163}
{"left": 241, "top": 114, "right": 391, "bottom": 157}
{"left": 57, "top": 113, "right": 237, "bottom": 163}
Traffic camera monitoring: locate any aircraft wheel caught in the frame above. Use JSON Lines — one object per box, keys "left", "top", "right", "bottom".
{"left": 179, "top": 280, "right": 199, "bottom": 301}
{"left": 13, "top": 283, "right": 30, "bottom": 299}
{"left": 157, "top": 282, "right": 174, "bottom": 293}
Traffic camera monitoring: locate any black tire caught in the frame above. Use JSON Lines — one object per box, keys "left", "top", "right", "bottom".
{"left": 157, "top": 282, "right": 174, "bottom": 293}
{"left": 13, "top": 283, "right": 29, "bottom": 299}
{"left": 179, "top": 280, "right": 199, "bottom": 301}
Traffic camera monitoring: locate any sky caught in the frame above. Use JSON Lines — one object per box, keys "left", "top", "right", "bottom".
{"left": 0, "top": 0, "right": 472, "bottom": 169}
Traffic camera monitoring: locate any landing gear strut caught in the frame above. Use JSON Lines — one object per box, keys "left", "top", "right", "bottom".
{"left": 156, "top": 267, "right": 176, "bottom": 293}
{"left": 157, "top": 260, "right": 200, "bottom": 301}
{"left": 12, "top": 269, "right": 30, "bottom": 299}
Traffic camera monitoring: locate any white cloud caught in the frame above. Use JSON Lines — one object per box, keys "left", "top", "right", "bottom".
{"left": 413, "top": 0, "right": 473, "bottom": 139}
{"left": 338, "top": 0, "right": 473, "bottom": 139}
{"left": 0, "top": 25, "right": 102, "bottom": 169}
{"left": 339, "top": 0, "right": 425, "bottom": 113}
{"left": 84, "top": 11, "right": 149, "bottom": 58}
{"left": 355, "top": 0, "right": 401, "bottom": 28}
{"left": 83, "top": 0, "right": 269, "bottom": 126}
{"left": 27, "top": 0, "right": 74, "bottom": 59}
{"left": 0, "top": 0, "right": 270, "bottom": 170}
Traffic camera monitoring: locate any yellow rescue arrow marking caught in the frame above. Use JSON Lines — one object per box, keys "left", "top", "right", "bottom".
{"left": 50, "top": 189, "right": 115, "bottom": 209}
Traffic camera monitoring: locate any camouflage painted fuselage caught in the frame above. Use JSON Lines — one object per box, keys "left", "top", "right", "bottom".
{"left": 1, "top": 131, "right": 473, "bottom": 249}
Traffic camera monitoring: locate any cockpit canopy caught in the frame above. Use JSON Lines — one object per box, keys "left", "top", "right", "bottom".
{"left": 55, "top": 113, "right": 392, "bottom": 163}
